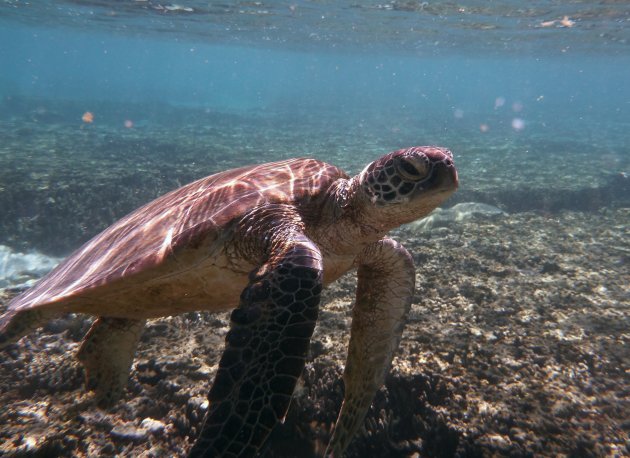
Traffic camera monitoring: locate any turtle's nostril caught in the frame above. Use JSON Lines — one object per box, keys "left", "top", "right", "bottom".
{"left": 445, "top": 159, "right": 453, "bottom": 167}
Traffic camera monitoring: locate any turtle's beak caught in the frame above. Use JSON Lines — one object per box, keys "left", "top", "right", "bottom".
{"left": 426, "top": 149, "right": 458, "bottom": 193}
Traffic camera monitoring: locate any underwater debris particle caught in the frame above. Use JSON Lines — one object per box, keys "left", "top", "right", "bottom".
{"left": 81, "top": 112, "right": 94, "bottom": 123}
{"left": 541, "top": 16, "right": 575, "bottom": 28}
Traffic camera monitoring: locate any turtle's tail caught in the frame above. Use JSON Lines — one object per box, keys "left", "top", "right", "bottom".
{"left": 0, "top": 308, "right": 49, "bottom": 350}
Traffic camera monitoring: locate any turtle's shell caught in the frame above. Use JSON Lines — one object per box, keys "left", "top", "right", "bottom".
{"left": 10, "top": 158, "right": 346, "bottom": 314}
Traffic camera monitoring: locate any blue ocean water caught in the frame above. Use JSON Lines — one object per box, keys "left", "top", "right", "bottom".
{"left": 1, "top": 22, "right": 628, "bottom": 117}
{"left": 1, "top": 3, "right": 629, "bottom": 126}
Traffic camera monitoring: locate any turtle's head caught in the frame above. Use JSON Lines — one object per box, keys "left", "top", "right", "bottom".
{"left": 356, "top": 146, "right": 458, "bottom": 228}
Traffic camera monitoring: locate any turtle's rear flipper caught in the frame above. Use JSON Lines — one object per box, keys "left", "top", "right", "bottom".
{"left": 0, "top": 308, "right": 53, "bottom": 350}
{"left": 77, "top": 316, "right": 146, "bottom": 407}
{"left": 189, "top": 234, "right": 323, "bottom": 458}
{"left": 326, "top": 237, "right": 415, "bottom": 456}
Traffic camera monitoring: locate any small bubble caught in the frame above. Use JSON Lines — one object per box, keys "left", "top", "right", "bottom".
{"left": 511, "top": 118, "right": 525, "bottom": 131}
{"left": 494, "top": 97, "right": 505, "bottom": 109}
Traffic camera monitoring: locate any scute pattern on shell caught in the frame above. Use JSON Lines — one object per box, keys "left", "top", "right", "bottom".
{"left": 8, "top": 158, "right": 347, "bottom": 313}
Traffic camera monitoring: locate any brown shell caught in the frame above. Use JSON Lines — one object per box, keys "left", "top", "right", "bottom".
{"left": 9, "top": 158, "right": 347, "bottom": 312}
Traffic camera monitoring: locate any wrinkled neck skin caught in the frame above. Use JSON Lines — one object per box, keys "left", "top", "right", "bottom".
{"left": 308, "top": 174, "right": 452, "bottom": 257}
{"left": 307, "top": 177, "right": 404, "bottom": 256}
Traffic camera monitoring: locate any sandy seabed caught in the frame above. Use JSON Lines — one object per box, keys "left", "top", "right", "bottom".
{"left": 1, "top": 208, "right": 628, "bottom": 457}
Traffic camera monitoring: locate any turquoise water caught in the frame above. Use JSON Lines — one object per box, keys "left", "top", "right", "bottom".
{"left": 1, "top": 3, "right": 629, "bottom": 125}
{"left": 1, "top": 17, "right": 629, "bottom": 121}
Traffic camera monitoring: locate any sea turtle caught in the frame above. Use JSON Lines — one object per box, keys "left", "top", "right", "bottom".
{"left": 0, "top": 146, "right": 458, "bottom": 457}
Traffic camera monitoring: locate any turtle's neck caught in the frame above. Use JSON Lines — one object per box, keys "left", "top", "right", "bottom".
{"left": 305, "top": 177, "right": 393, "bottom": 257}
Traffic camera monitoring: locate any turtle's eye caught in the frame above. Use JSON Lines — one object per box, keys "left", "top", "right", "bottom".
{"left": 396, "top": 157, "right": 430, "bottom": 181}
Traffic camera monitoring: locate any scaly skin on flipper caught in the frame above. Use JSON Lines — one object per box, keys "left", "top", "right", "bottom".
{"left": 189, "top": 233, "right": 323, "bottom": 457}
{"left": 78, "top": 317, "right": 146, "bottom": 407}
{"left": 326, "top": 237, "right": 415, "bottom": 457}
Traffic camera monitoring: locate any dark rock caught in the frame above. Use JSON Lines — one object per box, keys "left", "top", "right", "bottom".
{"left": 540, "top": 261, "right": 561, "bottom": 274}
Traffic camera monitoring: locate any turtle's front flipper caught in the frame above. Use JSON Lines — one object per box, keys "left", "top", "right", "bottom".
{"left": 77, "top": 316, "right": 146, "bottom": 407}
{"left": 326, "top": 237, "right": 415, "bottom": 457}
{"left": 190, "top": 234, "right": 323, "bottom": 458}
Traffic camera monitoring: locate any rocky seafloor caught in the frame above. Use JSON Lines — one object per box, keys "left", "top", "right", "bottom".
{"left": 1, "top": 209, "right": 628, "bottom": 457}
